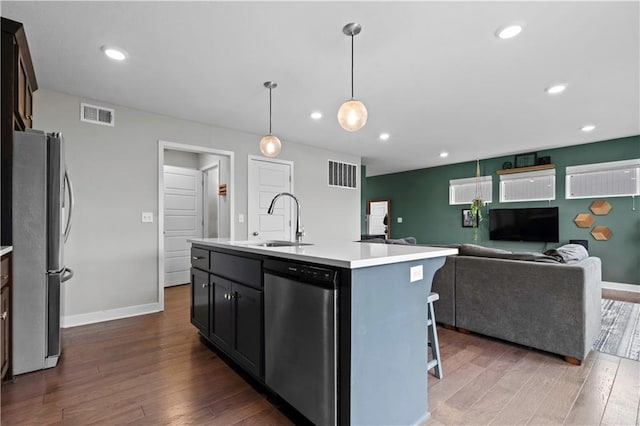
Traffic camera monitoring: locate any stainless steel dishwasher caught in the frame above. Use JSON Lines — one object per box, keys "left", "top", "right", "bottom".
{"left": 263, "top": 259, "right": 338, "bottom": 426}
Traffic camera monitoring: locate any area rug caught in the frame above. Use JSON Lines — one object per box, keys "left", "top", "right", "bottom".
{"left": 593, "top": 299, "right": 640, "bottom": 361}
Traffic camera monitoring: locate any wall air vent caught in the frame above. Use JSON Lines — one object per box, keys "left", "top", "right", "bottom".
{"left": 328, "top": 160, "right": 358, "bottom": 189}
{"left": 80, "top": 102, "right": 115, "bottom": 126}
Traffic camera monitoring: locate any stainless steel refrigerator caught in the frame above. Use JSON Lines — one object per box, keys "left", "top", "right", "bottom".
{"left": 12, "top": 129, "right": 74, "bottom": 374}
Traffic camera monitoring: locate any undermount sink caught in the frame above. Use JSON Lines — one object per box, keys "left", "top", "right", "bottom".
{"left": 251, "top": 240, "right": 314, "bottom": 247}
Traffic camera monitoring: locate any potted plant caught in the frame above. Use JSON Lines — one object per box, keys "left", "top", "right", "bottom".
{"left": 470, "top": 197, "right": 483, "bottom": 242}
{"left": 470, "top": 159, "right": 484, "bottom": 243}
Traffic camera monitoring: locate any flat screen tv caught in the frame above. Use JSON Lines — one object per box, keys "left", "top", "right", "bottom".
{"left": 489, "top": 207, "right": 559, "bottom": 242}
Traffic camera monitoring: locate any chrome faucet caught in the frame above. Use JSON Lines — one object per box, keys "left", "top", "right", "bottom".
{"left": 267, "top": 192, "right": 304, "bottom": 243}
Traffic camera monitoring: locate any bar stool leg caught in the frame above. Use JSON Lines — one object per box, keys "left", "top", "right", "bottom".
{"left": 427, "top": 293, "right": 443, "bottom": 379}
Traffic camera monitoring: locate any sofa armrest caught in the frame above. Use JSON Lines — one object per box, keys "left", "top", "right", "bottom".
{"left": 455, "top": 256, "right": 601, "bottom": 360}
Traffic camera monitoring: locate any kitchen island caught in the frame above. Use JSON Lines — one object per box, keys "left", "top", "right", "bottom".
{"left": 188, "top": 238, "right": 457, "bottom": 425}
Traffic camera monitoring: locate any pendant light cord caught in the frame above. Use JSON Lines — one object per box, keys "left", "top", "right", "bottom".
{"left": 351, "top": 34, "right": 354, "bottom": 99}
{"left": 269, "top": 87, "right": 272, "bottom": 135}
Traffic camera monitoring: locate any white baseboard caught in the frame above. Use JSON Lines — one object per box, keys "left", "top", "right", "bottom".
{"left": 602, "top": 281, "right": 640, "bottom": 293}
{"left": 61, "top": 302, "right": 162, "bottom": 328}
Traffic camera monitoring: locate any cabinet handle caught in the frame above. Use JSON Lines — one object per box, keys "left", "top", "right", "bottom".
{"left": 192, "top": 256, "right": 204, "bottom": 260}
{"left": 1, "top": 275, "right": 8, "bottom": 281}
{"left": 0, "top": 312, "right": 7, "bottom": 320}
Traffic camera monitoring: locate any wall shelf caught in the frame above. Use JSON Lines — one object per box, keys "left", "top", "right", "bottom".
{"left": 496, "top": 164, "right": 555, "bottom": 175}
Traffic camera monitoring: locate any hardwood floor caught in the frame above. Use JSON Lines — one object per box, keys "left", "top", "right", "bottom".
{"left": 1, "top": 284, "right": 638, "bottom": 425}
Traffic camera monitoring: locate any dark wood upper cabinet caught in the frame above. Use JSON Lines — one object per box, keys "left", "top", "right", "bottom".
{"left": 1, "top": 17, "right": 38, "bottom": 246}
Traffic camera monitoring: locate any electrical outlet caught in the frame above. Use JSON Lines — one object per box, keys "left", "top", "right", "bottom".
{"left": 397, "top": 217, "right": 403, "bottom": 223}
{"left": 410, "top": 265, "right": 423, "bottom": 283}
{"left": 141, "top": 212, "right": 153, "bottom": 223}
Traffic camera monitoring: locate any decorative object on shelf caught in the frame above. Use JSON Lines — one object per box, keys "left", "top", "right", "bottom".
{"left": 502, "top": 161, "right": 513, "bottom": 170}
{"left": 537, "top": 156, "right": 551, "bottom": 165}
{"left": 337, "top": 22, "right": 367, "bottom": 132}
{"left": 259, "top": 81, "right": 282, "bottom": 158}
{"left": 470, "top": 159, "right": 484, "bottom": 242}
{"left": 218, "top": 184, "right": 227, "bottom": 196}
{"left": 591, "top": 226, "right": 612, "bottom": 241}
{"left": 514, "top": 152, "right": 537, "bottom": 168}
{"left": 590, "top": 200, "right": 612, "bottom": 215}
{"left": 574, "top": 213, "right": 594, "bottom": 228}
{"left": 461, "top": 209, "right": 476, "bottom": 227}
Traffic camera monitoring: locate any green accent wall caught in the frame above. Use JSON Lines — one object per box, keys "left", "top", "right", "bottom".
{"left": 364, "top": 136, "right": 640, "bottom": 285}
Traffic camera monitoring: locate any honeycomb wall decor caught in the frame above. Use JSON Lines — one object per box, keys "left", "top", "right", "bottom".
{"left": 591, "top": 226, "right": 612, "bottom": 241}
{"left": 574, "top": 213, "right": 594, "bottom": 228}
{"left": 590, "top": 200, "right": 612, "bottom": 215}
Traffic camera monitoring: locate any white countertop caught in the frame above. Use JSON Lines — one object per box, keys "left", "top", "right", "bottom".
{"left": 0, "top": 246, "right": 13, "bottom": 257}
{"left": 189, "top": 238, "right": 457, "bottom": 269}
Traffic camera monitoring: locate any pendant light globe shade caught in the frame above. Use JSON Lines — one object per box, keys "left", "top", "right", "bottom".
{"left": 259, "top": 134, "right": 281, "bottom": 157}
{"left": 338, "top": 99, "right": 368, "bottom": 132}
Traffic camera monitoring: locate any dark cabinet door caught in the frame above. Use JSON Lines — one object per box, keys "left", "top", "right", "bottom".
{"left": 190, "top": 268, "right": 209, "bottom": 335}
{"left": 232, "top": 282, "right": 262, "bottom": 377}
{"left": 211, "top": 275, "right": 232, "bottom": 351}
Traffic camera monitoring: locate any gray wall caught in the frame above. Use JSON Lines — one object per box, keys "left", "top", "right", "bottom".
{"left": 34, "top": 89, "right": 360, "bottom": 321}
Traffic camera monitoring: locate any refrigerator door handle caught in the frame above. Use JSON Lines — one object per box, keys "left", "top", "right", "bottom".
{"left": 63, "top": 170, "right": 74, "bottom": 243}
{"left": 61, "top": 267, "right": 74, "bottom": 283}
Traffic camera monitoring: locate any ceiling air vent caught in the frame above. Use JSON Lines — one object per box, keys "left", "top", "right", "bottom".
{"left": 328, "top": 160, "right": 357, "bottom": 189}
{"left": 80, "top": 102, "right": 115, "bottom": 126}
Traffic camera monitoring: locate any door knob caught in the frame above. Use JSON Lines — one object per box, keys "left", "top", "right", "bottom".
{"left": 253, "top": 232, "right": 259, "bottom": 236}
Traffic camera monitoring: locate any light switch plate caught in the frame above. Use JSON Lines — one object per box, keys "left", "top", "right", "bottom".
{"left": 397, "top": 217, "right": 403, "bottom": 223}
{"left": 238, "top": 214, "right": 245, "bottom": 223}
{"left": 410, "top": 265, "right": 423, "bottom": 283}
{"left": 141, "top": 212, "right": 153, "bottom": 223}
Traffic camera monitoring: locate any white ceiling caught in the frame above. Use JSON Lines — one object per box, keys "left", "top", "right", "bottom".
{"left": 2, "top": 1, "right": 638, "bottom": 176}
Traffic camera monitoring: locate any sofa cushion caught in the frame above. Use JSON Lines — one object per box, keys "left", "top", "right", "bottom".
{"left": 459, "top": 244, "right": 559, "bottom": 263}
{"left": 386, "top": 237, "right": 417, "bottom": 245}
{"left": 544, "top": 244, "right": 589, "bottom": 263}
{"left": 458, "top": 244, "right": 512, "bottom": 258}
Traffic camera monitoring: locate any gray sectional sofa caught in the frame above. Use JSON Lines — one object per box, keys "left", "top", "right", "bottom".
{"left": 431, "top": 244, "right": 602, "bottom": 363}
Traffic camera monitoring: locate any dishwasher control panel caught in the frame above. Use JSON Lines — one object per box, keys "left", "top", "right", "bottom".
{"left": 264, "top": 259, "right": 338, "bottom": 286}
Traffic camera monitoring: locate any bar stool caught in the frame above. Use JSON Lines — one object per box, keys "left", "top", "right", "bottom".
{"left": 427, "top": 292, "right": 443, "bottom": 379}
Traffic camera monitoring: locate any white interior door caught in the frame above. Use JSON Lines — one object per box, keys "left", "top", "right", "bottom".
{"left": 248, "top": 157, "right": 293, "bottom": 241}
{"left": 164, "top": 165, "right": 203, "bottom": 287}
{"left": 368, "top": 200, "right": 389, "bottom": 237}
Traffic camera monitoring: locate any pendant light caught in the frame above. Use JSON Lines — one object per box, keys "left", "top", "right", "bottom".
{"left": 259, "top": 81, "right": 282, "bottom": 157}
{"left": 338, "top": 22, "right": 368, "bottom": 132}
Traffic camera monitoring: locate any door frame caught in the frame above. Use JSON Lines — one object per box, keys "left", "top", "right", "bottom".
{"left": 158, "top": 140, "right": 235, "bottom": 311}
{"left": 247, "top": 155, "right": 294, "bottom": 241}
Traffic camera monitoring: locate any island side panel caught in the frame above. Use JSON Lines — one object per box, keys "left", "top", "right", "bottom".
{"left": 349, "top": 257, "right": 445, "bottom": 426}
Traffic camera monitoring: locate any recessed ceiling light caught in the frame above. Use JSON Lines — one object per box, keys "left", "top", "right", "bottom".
{"left": 439, "top": 152, "right": 449, "bottom": 158}
{"left": 545, "top": 84, "right": 567, "bottom": 95}
{"left": 379, "top": 133, "right": 390, "bottom": 141}
{"left": 310, "top": 111, "right": 322, "bottom": 120}
{"left": 101, "top": 46, "right": 127, "bottom": 61}
{"left": 496, "top": 24, "right": 523, "bottom": 40}
{"left": 581, "top": 124, "right": 596, "bottom": 132}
